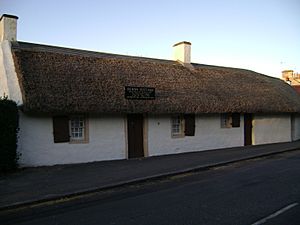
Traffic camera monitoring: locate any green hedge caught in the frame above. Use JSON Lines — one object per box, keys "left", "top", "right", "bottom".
{"left": 0, "top": 96, "right": 19, "bottom": 172}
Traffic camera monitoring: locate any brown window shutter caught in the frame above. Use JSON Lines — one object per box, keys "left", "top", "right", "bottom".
{"left": 53, "top": 116, "right": 70, "bottom": 143}
{"left": 231, "top": 113, "right": 240, "bottom": 127}
{"left": 184, "top": 114, "right": 195, "bottom": 136}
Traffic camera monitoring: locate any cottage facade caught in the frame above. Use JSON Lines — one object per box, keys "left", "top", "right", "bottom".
{"left": 1, "top": 15, "right": 300, "bottom": 167}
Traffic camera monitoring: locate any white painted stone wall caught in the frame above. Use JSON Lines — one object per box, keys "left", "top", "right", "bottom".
{"left": 0, "top": 42, "right": 8, "bottom": 96}
{"left": 252, "top": 114, "right": 291, "bottom": 145}
{"left": 18, "top": 112, "right": 296, "bottom": 166}
{"left": 18, "top": 112, "right": 126, "bottom": 167}
{"left": 0, "top": 40, "right": 23, "bottom": 103}
{"left": 147, "top": 114, "right": 244, "bottom": 156}
{"left": 291, "top": 114, "right": 300, "bottom": 141}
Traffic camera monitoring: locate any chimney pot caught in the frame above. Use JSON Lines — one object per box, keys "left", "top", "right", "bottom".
{"left": 0, "top": 14, "right": 18, "bottom": 42}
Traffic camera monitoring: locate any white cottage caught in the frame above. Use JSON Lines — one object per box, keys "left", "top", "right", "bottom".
{"left": 1, "top": 14, "right": 300, "bottom": 167}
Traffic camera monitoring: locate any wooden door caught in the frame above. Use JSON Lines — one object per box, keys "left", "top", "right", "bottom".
{"left": 244, "top": 114, "right": 253, "bottom": 146}
{"left": 127, "top": 114, "right": 144, "bottom": 158}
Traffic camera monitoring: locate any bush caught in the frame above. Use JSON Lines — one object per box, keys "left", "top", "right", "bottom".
{"left": 0, "top": 96, "right": 19, "bottom": 172}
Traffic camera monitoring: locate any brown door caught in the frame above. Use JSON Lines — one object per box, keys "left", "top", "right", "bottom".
{"left": 244, "top": 113, "right": 253, "bottom": 146}
{"left": 127, "top": 114, "right": 144, "bottom": 158}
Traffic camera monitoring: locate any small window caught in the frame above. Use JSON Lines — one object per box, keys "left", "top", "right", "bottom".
{"left": 53, "top": 115, "right": 88, "bottom": 143}
{"left": 221, "top": 113, "right": 232, "bottom": 128}
{"left": 171, "top": 115, "right": 184, "bottom": 138}
{"left": 69, "top": 115, "right": 88, "bottom": 142}
{"left": 70, "top": 116, "right": 85, "bottom": 140}
{"left": 221, "top": 113, "right": 240, "bottom": 128}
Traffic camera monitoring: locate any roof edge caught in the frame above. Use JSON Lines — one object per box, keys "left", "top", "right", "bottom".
{"left": 12, "top": 41, "right": 278, "bottom": 79}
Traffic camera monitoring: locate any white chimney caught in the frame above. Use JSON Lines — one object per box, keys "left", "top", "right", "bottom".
{"left": 0, "top": 14, "right": 18, "bottom": 42}
{"left": 173, "top": 41, "right": 191, "bottom": 64}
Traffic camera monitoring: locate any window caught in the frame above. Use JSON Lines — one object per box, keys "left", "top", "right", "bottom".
{"left": 53, "top": 115, "right": 88, "bottom": 143}
{"left": 70, "top": 116, "right": 86, "bottom": 141}
{"left": 171, "top": 115, "right": 184, "bottom": 137}
{"left": 221, "top": 113, "right": 240, "bottom": 128}
{"left": 171, "top": 114, "right": 196, "bottom": 137}
{"left": 221, "top": 113, "right": 231, "bottom": 128}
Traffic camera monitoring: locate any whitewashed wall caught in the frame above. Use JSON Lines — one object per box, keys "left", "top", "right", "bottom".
{"left": 0, "top": 42, "right": 8, "bottom": 95}
{"left": 18, "top": 112, "right": 296, "bottom": 166}
{"left": 18, "top": 113, "right": 126, "bottom": 167}
{"left": 0, "top": 41, "right": 22, "bottom": 103}
{"left": 252, "top": 114, "right": 291, "bottom": 145}
{"left": 147, "top": 114, "right": 244, "bottom": 156}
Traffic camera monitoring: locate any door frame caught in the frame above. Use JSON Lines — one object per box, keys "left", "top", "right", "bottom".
{"left": 125, "top": 114, "right": 148, "bottom": 159}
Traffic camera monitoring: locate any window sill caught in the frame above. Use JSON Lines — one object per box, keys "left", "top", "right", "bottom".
{"left": 171, "top": 134, "right": 185, "bottom": 138}
{"left": 69, "top": 139, "right": 89, "bottom": 144}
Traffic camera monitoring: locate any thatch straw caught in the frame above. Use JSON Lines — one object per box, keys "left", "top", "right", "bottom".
{"left": 11, "top": 41, "right": 300, "bottom": 114}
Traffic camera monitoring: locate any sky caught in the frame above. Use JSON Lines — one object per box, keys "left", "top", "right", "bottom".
{"left": 0, "top": 0, "right": 299, "bottom": 78}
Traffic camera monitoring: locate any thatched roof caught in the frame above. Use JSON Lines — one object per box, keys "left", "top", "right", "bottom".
{"left": 11, "top": 41, "right": 300, "bottom": 114}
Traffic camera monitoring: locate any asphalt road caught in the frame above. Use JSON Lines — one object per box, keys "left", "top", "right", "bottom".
{"left": 1, "top": 150, "right": 300, "bottom": 225}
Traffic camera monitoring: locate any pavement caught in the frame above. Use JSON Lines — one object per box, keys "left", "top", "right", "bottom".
{"left": 1, "top": 141, "right": 300, "bottom": 211}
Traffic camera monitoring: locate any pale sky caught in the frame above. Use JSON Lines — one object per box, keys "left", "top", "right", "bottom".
{"left": 1, "top": 0, "right": 299, "bottom": 78}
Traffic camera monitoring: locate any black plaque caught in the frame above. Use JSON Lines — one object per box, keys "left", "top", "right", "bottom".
{"left": 125, "top": 86, "right": 155, "bottom": 100}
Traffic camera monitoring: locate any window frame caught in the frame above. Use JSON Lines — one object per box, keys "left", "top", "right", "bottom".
{"left": 171, "top": 115, "right": 185, "bottom": 138}
{"left": 69, "top": 115, "right": 89, "bottom": 143}
{"left": 220, "top": 113, "right": 240, "bottom": 128}
{"left": 221, "top": 113, "right": 232, "bottom": 128}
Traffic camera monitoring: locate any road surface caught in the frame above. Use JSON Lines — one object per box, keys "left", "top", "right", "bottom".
{"left": 1, "top": 150, "right": 300, "bottom": 225}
